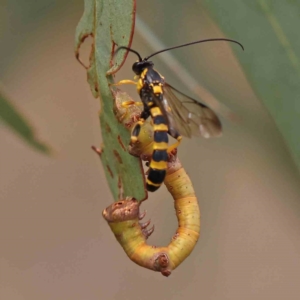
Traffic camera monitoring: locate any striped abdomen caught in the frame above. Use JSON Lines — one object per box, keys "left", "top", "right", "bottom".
{"left": 146, "top": 107, "right": 169, "bottom": 192}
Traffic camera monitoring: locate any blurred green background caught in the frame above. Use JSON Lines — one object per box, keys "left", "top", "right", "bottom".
{"left": 1, "top": 1, "right": 300, "bottom": 299}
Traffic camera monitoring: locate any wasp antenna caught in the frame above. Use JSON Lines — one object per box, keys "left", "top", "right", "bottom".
{"left": 114, "top": 46, "right": 143, "bottom": 61}
{"left": 145, "top": 38, "right": 244, "bottom": 60}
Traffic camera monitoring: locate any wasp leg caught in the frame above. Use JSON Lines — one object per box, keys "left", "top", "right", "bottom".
{"left": 119, "top": 101, "right": 143, "bottom": 122}
{"left": 131, "top": 120, "right": 145, "bottom": 143}
{"left": 121, "top": 100, "right": 135, "bottom": 120}
{"left": 167, "top": 127, "right": 182, "bottom": 153}
{"left": 121, "top": 101, "right": 143, "bottom": 111}
{"left": 167, "top": 136, "right": 182, "bottom": 153}
{"left": 110, "top": 79, "right": 137, "bottom": 86}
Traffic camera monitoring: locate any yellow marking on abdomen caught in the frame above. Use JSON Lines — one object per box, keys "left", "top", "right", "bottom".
{"left": 149, "top": 160, "right": 167, "bottom": 170}
{"left": 152, "top": 142, "right": 168, "bottom": 150}
{"left": 146, "top": 179, "right": 161, "bottom": 187}
{"left": 150, "top": 107, "right": 163, "bottom": 117}
{"left": 153, "top": 123, "right": 168, "bottom": 131}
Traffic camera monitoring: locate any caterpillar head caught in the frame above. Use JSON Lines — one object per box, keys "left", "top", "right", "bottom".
{"left": 102, "top": 197, "right": 140, "bottom": 222}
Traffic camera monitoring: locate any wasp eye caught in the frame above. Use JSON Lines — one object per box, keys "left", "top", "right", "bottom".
{"left": 132, "top": 62, "right": 142, "bottom": 75}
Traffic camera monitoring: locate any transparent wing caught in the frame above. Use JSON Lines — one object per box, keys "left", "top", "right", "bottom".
{"left": 162, "top": 83, "right": 222, "bottom": 138}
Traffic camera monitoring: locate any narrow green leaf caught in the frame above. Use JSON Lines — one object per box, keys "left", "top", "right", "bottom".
{"left": 75, "top": 0, "right": 147, "bottom": 202}
{"left": 0, "top": 89, "right": 51, "bottom": 154}
{"left": 203, "top": 0, "right": 300, "bottom": 172}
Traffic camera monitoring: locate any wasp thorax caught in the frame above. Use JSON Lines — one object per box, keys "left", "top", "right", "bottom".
{"left": 132, "top": 60, "right": 154, "bottom": 75}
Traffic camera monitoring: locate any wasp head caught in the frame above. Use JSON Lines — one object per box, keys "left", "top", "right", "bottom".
{"left": 132, "top": 60, "right": 154, "bottom": 75}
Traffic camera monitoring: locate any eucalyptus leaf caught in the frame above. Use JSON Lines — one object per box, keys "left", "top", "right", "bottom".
{"left": 204, "top": 0, "right": 300, "bottom": 173}
{"left": 0, "top": 89, "right": 51, "bottom": 154}
{"left": 75, "top": 0, "right": 147, "bottom": 202}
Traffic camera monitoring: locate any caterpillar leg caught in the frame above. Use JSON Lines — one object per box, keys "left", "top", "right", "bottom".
{"left": 139, "top": 212, "right": 155, "bottom": 239}
{"left": 110, "top": 79, "right": 137, "bottom": 86}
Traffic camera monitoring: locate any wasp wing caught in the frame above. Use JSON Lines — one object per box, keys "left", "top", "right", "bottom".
{"left": 161, "top": 83, "right": 222, "bottom": 138}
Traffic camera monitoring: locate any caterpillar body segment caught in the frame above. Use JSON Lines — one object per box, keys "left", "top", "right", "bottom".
{"left": 102, "top": 153, "right": 200, "bottom": 277}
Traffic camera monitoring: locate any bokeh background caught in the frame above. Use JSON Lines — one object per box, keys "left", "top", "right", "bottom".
{"left": 1, "top": 1, "right": 300, "bottom": 299}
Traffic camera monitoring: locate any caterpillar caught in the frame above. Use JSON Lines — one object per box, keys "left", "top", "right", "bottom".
{"left": 102, "top": 153, "right": 200, "bottom": 277}
{"left": 103, "top": 94, "right": 200, "bottom": 276}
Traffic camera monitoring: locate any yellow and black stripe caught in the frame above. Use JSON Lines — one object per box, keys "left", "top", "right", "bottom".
{"left": 112, "top": 63, "right": 183, "bottom": 192}
{"left": 146, "top": 107, "right": 168, "bottom": 192}
{"left": 113, "top": 66, "right": 182, "bottom": 192}
{"left": 130, "top": 107, "right": 169, "bottom": 192}
{"left": 128, "top": 68, "right": 170, "bottom": 192}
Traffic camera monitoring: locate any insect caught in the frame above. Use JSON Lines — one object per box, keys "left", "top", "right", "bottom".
{"left": 102, "top": 151, "right": 200, "bottom": 277}
{"left": 112, "top": 38, "right": 244, "bottom": 192}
